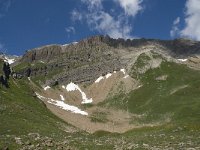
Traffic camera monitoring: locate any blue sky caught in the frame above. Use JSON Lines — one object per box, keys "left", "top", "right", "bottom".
{"left": 0, "top": 0, "right": 200, "bottom": 55}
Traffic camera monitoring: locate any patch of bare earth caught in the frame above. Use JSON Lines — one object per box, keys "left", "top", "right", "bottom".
{"left": 187, "top": 56, "right": 200, "bottom": 70}
{"left": 170, "top": 85, "right": 189, "bottom": 95}
{"left": 155, "top": 75, "right": 168, "bottom": 81}
{"left": 45, "top": 103, "right": 137, "bottom": 133}
{"left": 34, "top": 71, "right": 165, "bottom": 133}
{"left": 87, "top": 71, "right": 139, "bottom": 104}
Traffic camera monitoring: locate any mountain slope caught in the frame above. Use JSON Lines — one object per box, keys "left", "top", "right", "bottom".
{"left": 1, "top": 36, "right": 200, "bottom": 149}
{"left": 102, "top": 59, "right": 200, "bottom": 125}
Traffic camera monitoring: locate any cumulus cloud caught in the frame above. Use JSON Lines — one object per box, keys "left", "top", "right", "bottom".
{"left": 85, "top": 10, "right": 133, "bottom": 39}
{"left": 180, "top": 0, "right": 200, "bottom": 40}
{"left": 71, "top": 0, "right": 143, "bottom": 39}
{"left": 115, "top": 0, "right": 143, "bottom": 16}
{"left": 170, "top": 17, "right": 180, "bottom": 38}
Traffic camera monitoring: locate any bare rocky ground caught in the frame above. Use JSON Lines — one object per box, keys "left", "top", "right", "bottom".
{"left": 186, "top": 55, "right": 200, "bottom": 70}
{"left": 1, "top": 125, "right": 200, "bottom": 150}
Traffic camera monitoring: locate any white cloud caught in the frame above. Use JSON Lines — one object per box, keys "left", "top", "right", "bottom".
{"left": 71, "top": 0, "right": 143, "bottom": 39}
{"left": 81, "top": 0, "right": 103, "bottom": 11}
{"left": 65, "top": 26, "right": 76, "bottom": 38}
{"left": 86, "top": 11, "right": 133, "bottom": 39}
{"left": 170, "top": 17, "right": 180, "bottom": 37}
{"left": 180, "top": 0, "right": 200, "bottom": 40}
{"left": 174, "top": 17, "right": 180, "bottom": 25}
{"left": 71, "top": 9, "right": 83, "bottom": 21}
{"left": 65, "top": 26, "right": 76, "bottom": 34}
{"left": 115, "top": 0, "right": 143, "bottom": 16}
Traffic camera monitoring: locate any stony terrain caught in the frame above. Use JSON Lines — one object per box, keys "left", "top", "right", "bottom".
{"left": 1, "top": 125, "right": 200, "bottom": 150}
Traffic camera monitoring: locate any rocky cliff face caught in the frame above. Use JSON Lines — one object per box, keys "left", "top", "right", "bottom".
{"left": 14, "top": 35, "right": 200, "bottom": 86}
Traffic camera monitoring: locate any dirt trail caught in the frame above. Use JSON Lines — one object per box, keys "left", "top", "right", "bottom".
{"left": 170, "top": 85, "right": 188, "bottom": 95}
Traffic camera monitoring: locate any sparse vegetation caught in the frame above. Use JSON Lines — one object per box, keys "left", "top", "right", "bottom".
{"left": 134, "top": 53, "right": 151, "bottom": 68}
{"left": 90, "top": 111, "right": 108, "bottom": 123}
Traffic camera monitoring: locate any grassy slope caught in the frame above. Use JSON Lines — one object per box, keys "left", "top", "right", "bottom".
{"left": 127, "top": 61, "right": 200, "bottom": 124}
{"left": 0, "top": 78, "right": 67, "bottom": 148}
{"left": 102, "top": 53, "right": 200, "bottom": 126}
{"left": 1, "top": 79, "right": 63, "bottom": 136}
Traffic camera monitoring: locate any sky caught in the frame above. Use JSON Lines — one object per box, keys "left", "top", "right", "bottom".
{"left": 0, "top": 0, "right": 200, "bottom": 55}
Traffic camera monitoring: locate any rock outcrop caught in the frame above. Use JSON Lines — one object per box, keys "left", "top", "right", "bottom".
{"left": 14, "top": 35, "right": 200, "bottom": 86}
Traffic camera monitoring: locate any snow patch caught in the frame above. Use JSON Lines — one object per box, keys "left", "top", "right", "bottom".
{"left": 178, "top": 59, "right": 188, "bottom": 62}
{"left": 35, "top": 92, "right": 46, "bottom": 100}
{"left": 95, "top": 70, "right": 129, "bottom": 83}
{"left": 123, "top": 75, "right": 129, "bottom": 79}
{"left": 66, "top": 82, "right": 77, "bottom": 91}
{"left": 72, "top": 42, "right": 78, "bottom": 45}
{"left": 62, "top": 41, "right": 77, "bottom": 47}
{"left": 95, "top": 72, "right": 113, "bottom": 83}
{"left": 62, "top": 44, "right": 69, "bottom": 47}
{"left": 47, "top": 100, "right": 88, "bottom": 115}
{"left": 60, "top": 95, "right": 65, "bottom": 101}
{"left": 44, "top": 86, "right": 51, "bottom": 91}
{"left": 4, "top": 57, "right": 15, "bottom": 64}
{"left": 35, "top": 92, "right": 88, "bottom": 115}
{"left": 95, "top": 76, "right": 104, "bottom": 83}
{"left": 105, "top": 73, "right": 112, "bottom": 79}
{"left": 120, "top": 69, "right": 126, "bottom": 75}
{"left": 120, "top": 69, "right": 130, "bottom": 79}
{"left": 64, "top": 82, "right": 93, "bottom": 104}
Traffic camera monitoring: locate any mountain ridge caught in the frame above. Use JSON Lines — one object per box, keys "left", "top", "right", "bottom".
{"left": 18, "top": 35, "right": 200, "bottom": 63}
{"left": 12, "top": 35, "right": 200, "bottom": 87}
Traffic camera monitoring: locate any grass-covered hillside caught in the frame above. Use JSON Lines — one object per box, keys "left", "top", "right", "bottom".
{"left": 0, "top": 75, "right": 79, "bottom": 149}
{"left": 128, "top": 61, "right": 200, "bottom": 124}
{"left": 102, "top": 53, "right": 200, "bottom": 126}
